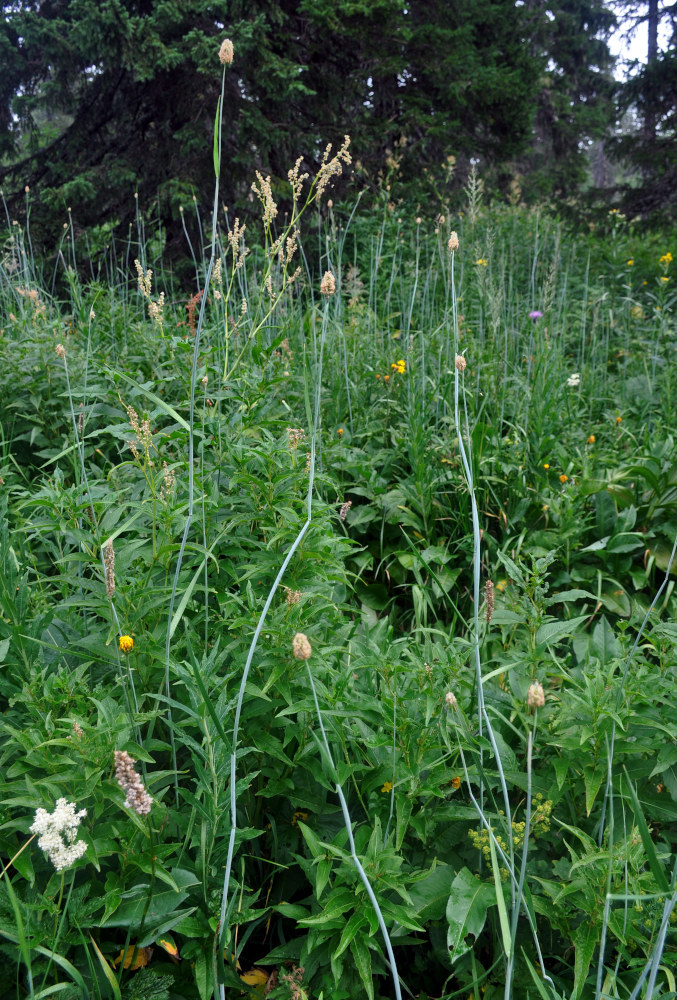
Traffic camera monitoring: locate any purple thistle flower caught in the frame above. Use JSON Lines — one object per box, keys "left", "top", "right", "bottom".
{"left": 529, "top": 310, "right": 543, "bottom": 321}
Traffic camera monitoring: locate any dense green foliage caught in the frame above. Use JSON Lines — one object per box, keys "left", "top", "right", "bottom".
{"left": 0, "top": 148, "right": 676, "bottom": 999}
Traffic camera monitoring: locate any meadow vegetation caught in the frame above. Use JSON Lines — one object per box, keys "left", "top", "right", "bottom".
{"left": 0, "top": 104, "right": 676, "bottom": 1000}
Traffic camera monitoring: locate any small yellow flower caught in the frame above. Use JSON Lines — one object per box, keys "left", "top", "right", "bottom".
{"left": 626, "top": 259, "right": 634, "bottom": 266}
{"left": 660, "top": 276, "right": 669, "bottom": 282}
{"left": 616, "top": 415, "right": 622, "bottom": 424}
{"left": 587, "top": 434, "right": 595, "bottom": 444}
{"left": 119, "top": 635, "right": 134, "bottom": 654}
{"left": 559, "top": 474, "right": 568, "bottom": 484}
{"left": 451, "top": 776, "right": 461, "bottom": 790}
{"left": 375, "top": 373, "right": 381, "bottom": 380}
{"left": 384, "top": 374, "right": 390, "bottom": 382}
{"left": 337, "top": 428, "right": 344, "bottom": 437}
{"left": 475, "top": 258, "right": 488, "bottom": 267}
{"left": 543, "top": 463, "right": 550, "bottom": 470}
{"left": 659, "top": 252, "right": 673, "bottom": 268}
{"left": 381, "top": 781, "right": 393, "bottom": 794}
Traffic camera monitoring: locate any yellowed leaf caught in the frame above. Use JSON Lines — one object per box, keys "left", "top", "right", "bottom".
{"left": 157, "top": 937, "right": 180, "bottom": 960}
{"left": 240, "top": 967, "right": 268, "bottom": 990}
{"left": 114, "top": 945, "right": 152, "bottom": 970}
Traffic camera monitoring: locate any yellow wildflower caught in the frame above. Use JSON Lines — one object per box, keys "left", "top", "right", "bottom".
{"left": 119, "top": 635, "right": 134, "bottom": 654}
{"left": 475, "top": 258, "right": 488, "bottom": 267}
{"left": 381, "top": 781, "right": 393, "bottom": 794}
{"left": 559, "top": 474, "right": 568, "bottom": 484}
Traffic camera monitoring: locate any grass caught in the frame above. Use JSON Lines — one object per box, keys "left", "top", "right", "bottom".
{"left": 0, "top": 122, "right": 676, "bottom": 1000}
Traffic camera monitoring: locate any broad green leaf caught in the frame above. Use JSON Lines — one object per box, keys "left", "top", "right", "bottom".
{"left": 535, "top": 615, "right": 588, "bottom": 647}
{"left": 408, "top": 864, "right": 453, "bottom": 921}
{"left": 446, "top": 867, "right": 496, "bottom": 964}
{"left": 583, "top": 766, "right": 606, "bottom": 816}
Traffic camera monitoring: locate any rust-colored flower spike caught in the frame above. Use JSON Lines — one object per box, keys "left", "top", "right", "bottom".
{"left": 455, "top": 354, "right": 467, "bottom": 373}
{"left": 292, "top": 632, "right": 312, "bottom": 660}
{"left": 320, "top": 271, "right": 336, "bottom": 296}
{"left": 104, "top": 538, "right": 115, "bottom": 599}
{"left": 114, "top": 750, "right": 153, "bottom": 815}
{"left": 55, "top": 343, "right": 66, "bottom": 358}
{"left": 527, "top": 681, "right": 545, "bottom": 709}
{"left": 219, "top": 38, "right": 234, "bottom": 65}
{"left": 448, "top": 231, "right": 459, "bottom": 253}
{"left": 484, "top": 580, "right": 494, "bottom": 624}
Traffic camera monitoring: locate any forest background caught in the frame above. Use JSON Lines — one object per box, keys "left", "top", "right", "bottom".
{"left": 1, "top": 0, "right": 676, "bottom": 248}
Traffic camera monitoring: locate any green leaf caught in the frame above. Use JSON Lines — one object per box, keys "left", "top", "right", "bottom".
{"left": 213, "top": 95, "right": 221, "bottom": 179}
{"left": 350, "top": 932, "right": 374, "bottom": 1000}
{"left": 334, "top": 910, "right": 368, "bottom": 959}
{"left": 590, "top": 616, "right": 621, "bottom": 665}
{"left": 488, "top": 833, "right": 512, "bottom": 961}
{"left": 446, "top": 867, "right": 496, "bottom": 964}
{"left": 407, "top": 865, "right": 453, "bottom": 922}
{"left": 621, "top": 770, "right": 669, "bottom": 892}
{"left": 572, "top": 920, "right": 598, "bottom": 1000}
{"left": 102, "top": 369, "right": 189, "bottom": 431}
{"left": 583, "top": 766, "right": 606, "bottom": 816}
{"left": 535, "top": 615, "right": 588, "bottom": 647}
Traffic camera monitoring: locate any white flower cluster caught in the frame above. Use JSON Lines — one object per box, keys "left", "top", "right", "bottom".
{"left": 566, "top": 372, "right": 581, "bottom": 388}
{"left": 30, "top": 798, "right": 87, "bottom": 871}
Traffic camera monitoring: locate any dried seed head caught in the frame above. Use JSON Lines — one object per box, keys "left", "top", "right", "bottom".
{"left": 320, "top": 271, "right": 336, "bottom": 296}
{"left": 114, "top": 750, "right": 153, "bottom": 815}
{"left": 339, "top": 499, "right": 352, "bottom": 521}
{"left": 527, "top": 681, "right": 545, "bottom": 709}
{"left": 292, "top": 632, "right": 312, "bottom": 660}
{"left": 445, "top": 691, "right": 458, "bottom": 709}
{"left": 448, "top": 231, "right": 459, "bottom": 253}
{"left": 455, "top": 354, "right": 467, "bottom": 372}
{"left": 285, "top": 588, "right": 302, "bottom": 606}
{"left": 484, "top": 580, "right": 494, "bottom": 624}
{"left": 104, "top": 538, "right": 115, "bottom": 600}
{"left": 219, "top": 38, "right": 234, "bottom": 65}
{"left": 55, "top": 343, "right": 66, "bottom": 358}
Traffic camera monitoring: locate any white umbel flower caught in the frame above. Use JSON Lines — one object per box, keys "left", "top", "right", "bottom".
{"left": 566, "top": 373, "right": 581, "bottom": 388}
{"left": 30, "top": 798, "right": 87, "bottom": 871}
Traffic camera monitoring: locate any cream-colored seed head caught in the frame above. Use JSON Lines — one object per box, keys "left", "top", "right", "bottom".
{"left": 448, "top": 231, "right": 459, "bottom": 253}
{"left": 527, "top": 681, "right": 545, "bottom": 709}
{"left": 292, "top": 632, "right": 312, "bottom": 660}
{"left": 455, "top": 354, "right": 467, "bottom": 372}
{"left": 219, "top": 39, "right": 234, "bottom": 65}
{"left": 320, "top": 271, "right": 336, "bottom": 296}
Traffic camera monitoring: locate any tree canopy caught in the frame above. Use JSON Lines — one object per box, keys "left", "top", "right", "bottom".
{"left": 1, "top": 0, "right": 670, "bottom": 243}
